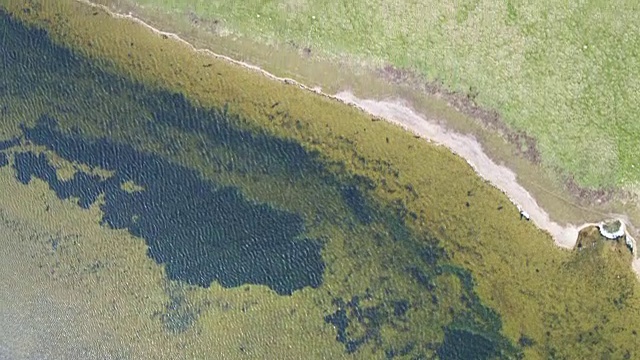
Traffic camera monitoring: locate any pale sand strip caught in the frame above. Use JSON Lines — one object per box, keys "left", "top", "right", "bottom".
{"left": 333, "top": 92, "right": 640, "bottom": 274}
{"left": 335, "top": 92, "right": 580, "bottom": 248}
{"left": 75, "top": 0, "right": 639, "bottom": 274}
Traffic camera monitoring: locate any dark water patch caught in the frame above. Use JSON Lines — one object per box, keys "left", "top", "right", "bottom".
{"left": 518, "top": 334, "right": 535, "bottom": 347}
{"left": 392, "top": 300, "right": 409, "bottom": 317}
{"left": 162, "top": 298, "right": 199, "bottom": 334}
{"left": 141, "top": 91, "right": 324, "bottom": 179}
{"left": 408, "top": 266, "right": 436, "bottom": 291}
{"left": 340, "top": 185, "right": 373, "bottom": 224}
{"left": 418, "top": 241, "right": 446, "bottom": 267}
{"left": 386, "top": 199, "right": 415, "bottom": 242}
{"left": 385, "top": 342, "right": 416, "bottom": 359}
{"left": 3, "top": 9, "right": 326, "bottom": 182}
{"left": 0, "top": 10, "right": 522, "bottom": 356}
{"left": 324, "top": 293, "right": 426, "bottom": 356}
{"left": 437, "top": 328, "right": 500, "bottom": 360}
{"left": 324, "top": 295, "right": 387, "bottom": 354}
{"left": 14, "top": 152, "right": 106, "bottom": 209}
{"left": 334, "top": 172, "right": 380, "bottom": 226}
{"left": 155, "top": 286, "right": 206, "bottom": 334}
{"left": 1, "top": 9, "right": 364, "bottom": 234}
{"left": 437, "top": 265, "right": 521, "bottom": 359}
{"left": 0, "top": 137, "right": 19, "bottom": 151}
{"left": 0, "top": 136, "right": 16, "bottom": 167}
{"left": 13, "top": 116, "right": 324, "bottom": 295}
{"left": 0, "top": 8, "right": 341, "bottom": 297}
{"left": 440, "top": 265, "right": 499, "bottom": 332}
{"left": 0, "top": 9, "right": 97, "bottom": 101}
{"left": 323, "top": 178, "right": 519, "bottom": 357}
{"left": 324, "top": 304, "right": 351, "bottom": 348}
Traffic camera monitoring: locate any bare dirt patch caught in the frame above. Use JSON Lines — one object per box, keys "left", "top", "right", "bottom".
{"left": 565, "top": 175, "right": 616, "bottom": 205}
{"left": 378, "top": 64, "right": 541, "bottom": 164}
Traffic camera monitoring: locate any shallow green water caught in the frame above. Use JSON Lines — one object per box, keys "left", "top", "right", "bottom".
{"left": 125, "top": 0, "right": 640, "bottom": 190}
{"left": 0, "top": 9, "right": 521, "bottom": 359}
{"left": 5, "top": 2, "right": 640, "bottom": 359}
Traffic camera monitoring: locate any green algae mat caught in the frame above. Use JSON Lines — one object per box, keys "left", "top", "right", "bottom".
{"left": 104, "top": 0, "right": 640, "bottom": 194}
{"left": 1, "top": 1, "right": 640, "bottom": 359}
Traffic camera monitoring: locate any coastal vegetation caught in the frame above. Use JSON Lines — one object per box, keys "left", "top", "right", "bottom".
{"left": 1, "top": 1, "right": 639, "bottom": 358}
{"left": 88, "top": 0, "right": 640, "bottom": 195}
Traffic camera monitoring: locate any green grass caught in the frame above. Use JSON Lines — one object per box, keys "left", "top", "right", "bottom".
{"left": 126, "top": 0, "right": 640, "bottom": 190}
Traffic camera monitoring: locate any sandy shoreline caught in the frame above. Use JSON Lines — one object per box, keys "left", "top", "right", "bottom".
{"left": 77, "top": 0, "right": 640, "bottom": 273}
{"left": 334, "top": 92, "right": 582, "bottom": 248}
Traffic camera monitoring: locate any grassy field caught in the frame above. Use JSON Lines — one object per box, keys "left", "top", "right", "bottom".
{"left": 3, "top": 1, "right": 640, "bottom": 359}
{"left": 119, "top": 0, "right": 640, "bottom": 192}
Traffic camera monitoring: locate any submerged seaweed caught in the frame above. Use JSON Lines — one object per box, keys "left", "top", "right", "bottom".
{"left": 0, "top": 7, "right": 527, "bottom": 358}
{"left": 12, "top": 116, "right": 325, "bottom": 295}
